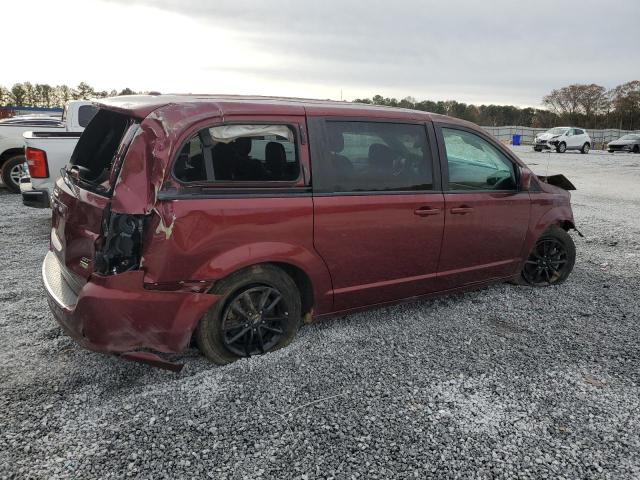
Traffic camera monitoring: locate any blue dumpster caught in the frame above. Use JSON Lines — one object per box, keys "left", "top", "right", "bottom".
{"left": 512, "top": 134, "right": 521, "bottom": 146}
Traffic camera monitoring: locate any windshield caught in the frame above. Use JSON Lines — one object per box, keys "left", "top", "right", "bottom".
{"left": 547, "top": 127, "right": 569, "bottom": 135}
{"left": 619, "top": 134, "right": 640, "bottom": 141}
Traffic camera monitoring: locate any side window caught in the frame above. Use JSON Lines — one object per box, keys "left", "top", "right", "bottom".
{"left": 442, "top": 128, "right": 516, "bottom": 191}
{"left": 173, "top": 124, "right": 299, "bottom": 183}
{"left": 575, "top": 129, "right": 584, "bottom": 135}
{"left": 317, "top": 121, "right": 433, "bottom": 193}
{"left": 78, "top": 105, "right": 99, "bottom": 128}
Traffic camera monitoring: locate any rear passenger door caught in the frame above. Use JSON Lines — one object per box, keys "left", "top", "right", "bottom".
{"left": 309, "top": 118, "right": 445, "bottom": 311}
{"left": 435, "top": 124, "right": 530, "bottom": 289}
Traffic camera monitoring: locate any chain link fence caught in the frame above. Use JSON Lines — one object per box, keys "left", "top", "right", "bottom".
{"left": 482, "top": 126, "right": 640, "bottom": 148}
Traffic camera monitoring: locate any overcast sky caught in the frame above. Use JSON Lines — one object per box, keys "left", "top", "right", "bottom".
{"left": 4, "top": 0, "right": 639, "bottom": 107}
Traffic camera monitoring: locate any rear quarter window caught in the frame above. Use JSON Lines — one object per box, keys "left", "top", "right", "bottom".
{"left": 173, "top": 124, "right": 300, "bottom": 184}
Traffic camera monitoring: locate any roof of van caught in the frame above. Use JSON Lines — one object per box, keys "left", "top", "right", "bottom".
{"left": 95, "top": 94, "right": 474, "bottom": 127}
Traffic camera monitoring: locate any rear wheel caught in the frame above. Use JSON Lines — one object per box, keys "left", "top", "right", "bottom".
{"left": 196, "top": 265, "right": 301, "bottom": 364}
{"left": 556, "top": 142, "right": 567, "bottom": 153}
{"left": 534, "top": 147, "right": 542, "bottom": 152}
{"left": 1, "top": 155, "right": 25, "bottom": 193}
{"left": 580, "top": 142, "right": 590, "bottom": 154}
{"left": 633, "top": 145, "right": 639, "bottom": 154}
{"left": 520, "top": 226, "right": 576, "bottom": 287}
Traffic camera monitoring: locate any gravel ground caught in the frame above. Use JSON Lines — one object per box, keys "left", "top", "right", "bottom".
{"left": 1, "top": 146, "right": 639, "bottom": 479}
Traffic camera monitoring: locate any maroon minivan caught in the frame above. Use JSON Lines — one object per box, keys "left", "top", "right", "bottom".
{"left": 43, "top": 95, "right": 577, "bottom": 368}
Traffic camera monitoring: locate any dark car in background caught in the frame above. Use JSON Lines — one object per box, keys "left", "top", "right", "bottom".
{"left": 608, "top": 134, "right": 640, "bottom": 153}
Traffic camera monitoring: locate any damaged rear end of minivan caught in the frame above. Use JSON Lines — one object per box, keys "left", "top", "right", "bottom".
{"left": 43, "top": 102, "right": 218, "bottom": 370}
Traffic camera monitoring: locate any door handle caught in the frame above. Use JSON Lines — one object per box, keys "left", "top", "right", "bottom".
{"left": 450, "top": 206, "right": 474, "bottom": 215}
{"left": 414, "top": 207, "right": 441, "bottom": 217}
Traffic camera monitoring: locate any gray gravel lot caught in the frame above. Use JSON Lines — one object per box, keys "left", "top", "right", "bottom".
{"left": 1, "top": 146, "right": 639, "bottom": 479}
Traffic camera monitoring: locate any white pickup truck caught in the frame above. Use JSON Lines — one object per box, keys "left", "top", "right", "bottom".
{"left": 20, "top": 102, "right": 98, "bottom": 208}
{"left": 0, "top": 100, "right": 96, "bottom": 195}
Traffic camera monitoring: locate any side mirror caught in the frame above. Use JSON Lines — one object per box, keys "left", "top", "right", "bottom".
{"left": 519, "top": 167, "right": 532, "bottom": 191}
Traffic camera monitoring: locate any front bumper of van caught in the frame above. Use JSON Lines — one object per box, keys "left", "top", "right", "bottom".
{"left": 42, "top": 251, "right": 219, "bottom": 363}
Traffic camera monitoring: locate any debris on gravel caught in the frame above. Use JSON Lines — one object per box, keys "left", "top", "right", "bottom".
{"left": 1, "top": 147, "right": 639, "bottom": 479}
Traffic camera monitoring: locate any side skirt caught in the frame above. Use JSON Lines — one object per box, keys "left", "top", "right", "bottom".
{"left": 313, "top": 274, "right": 519, "bottom": 320}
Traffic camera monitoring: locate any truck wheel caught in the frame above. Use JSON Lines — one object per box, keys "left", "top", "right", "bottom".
{"left": 580, "top": 143, "right": 590, "bottom": 154}
{"left": 1, "top": 155, "right": 25, "bottom": 193}
{"left": 556, "top": 142, "right": 567, "bottom": 153}
{"left": 196, "top": 264, "right": 301, "bottom": 365}
{"left": 520, "top": 226, "right": 576, "bottom": 287}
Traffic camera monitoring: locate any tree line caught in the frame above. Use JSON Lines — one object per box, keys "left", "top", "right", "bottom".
{"left": 355, "top": 81, "right": 640, "bottom": 130}
{"left": 2, "top": 80, "right": 639, "bottom": 130}
{"left": 0, "top": 82, "right": 137, "bottom": 109}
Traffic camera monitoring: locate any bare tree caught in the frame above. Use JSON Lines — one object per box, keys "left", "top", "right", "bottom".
{"left": 543, "top": 84, "right": 585, "bottom": 123}
{"left": 611, "top": 80, "right": 640, "bottom": 130}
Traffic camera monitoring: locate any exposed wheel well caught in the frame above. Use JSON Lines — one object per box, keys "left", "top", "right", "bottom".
{"left": 558, "top": 220, "right": 575, "bottom": 231}
{"left": 210, "top": 262, "right": 315, "bottom": 318}
{"left": 271, "top": 262, "right": 314, "bottom": 317}
{"left": 0, "top": 148, "right": 25, "bottom": 167}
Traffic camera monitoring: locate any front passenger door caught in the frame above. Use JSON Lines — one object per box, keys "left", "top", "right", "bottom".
{"left": 311, "top": 119, "right": 445, "bottom": 311}
{"left": 435, "top": 125, "right": 530, "bottom": 289}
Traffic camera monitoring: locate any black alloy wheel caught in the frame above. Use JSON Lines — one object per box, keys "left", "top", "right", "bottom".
{"left": 196, "top": 264, "right": 301, "bottom": 364}
{"left": 221, "top": 285, "right": 289, "bottom": 357}
{"left": 523, "top": 238, "right": 570, "bottom": 286}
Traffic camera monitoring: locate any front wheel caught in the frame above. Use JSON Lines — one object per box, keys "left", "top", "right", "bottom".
{"left": 556, "top": 142, "right": 567, "bottom": 153}
{"left": 196, "top": 265, "right": 301, "bottom": 364}
{"left": 580, "top": 142, "right": 590, "bottom": 154}
{"left": 1, "top": 155, "right": 25, "bottom": 193}
{"left": 633, "top": 145, "right": 640, "bottom": 154}
{"left": 520, "top": 226, "right": 576, "bottom": 287}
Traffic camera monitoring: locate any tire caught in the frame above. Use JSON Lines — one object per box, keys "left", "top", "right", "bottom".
{"left": 520, "top": 226, "right": 576, "bottom": 287}
{"left": 580, "top": 142, "right": 590, "bottom": 154}
{"left": 1, "top": 155, "right": 25, "bottom": 193}
{"left": 556, "top": 142, "right": 567, "bottom": 153}
{"left": 608, "top": 150, "right": 614, "bottom": 153}
{"left": 633, "top": 145, "right": 640, "bottom": 154}
{"left": 196, "top": 264, "right": 301, "bottom": 365}
{"left": 534, "top": 147, "right": 542, "bottom": 152}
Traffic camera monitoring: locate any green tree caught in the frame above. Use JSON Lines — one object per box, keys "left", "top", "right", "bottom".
{"left": 74, "top": 82, "right": 95, "bottom": 100}
{"left": 0, "top": 86, "right": 10, "bottom": 106}
{"left": 10, "top": 84, "right": 27, "bottom": 106}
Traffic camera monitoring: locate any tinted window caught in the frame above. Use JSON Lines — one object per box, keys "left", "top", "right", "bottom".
{"left": 575, "top": 129, "right": 584, "bottom": 135}
{"left": 317, "top": 121, "right": 433, "bottom": 193}
{"left": 174, "top": 125, "right": 299, "bottom": 183}
{"left": 442, "top": 128, "right": 516, "bottom": 191}
{"left": 78, "top": 105, "right": 99, "bottom": 127}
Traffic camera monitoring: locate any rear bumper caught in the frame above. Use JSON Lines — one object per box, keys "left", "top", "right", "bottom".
{"left": 22, "top": 188, "right": 50, "bottom": 208}
{"left": 20, "top": 176, "right": 50, "bottom": 208}
{"left": 42, "top": 251, "right": 219, "bottom": 355}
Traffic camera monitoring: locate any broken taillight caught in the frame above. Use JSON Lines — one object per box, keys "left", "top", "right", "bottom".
{"left": 26, "top": 147, "right": 49, "bottom": 178}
